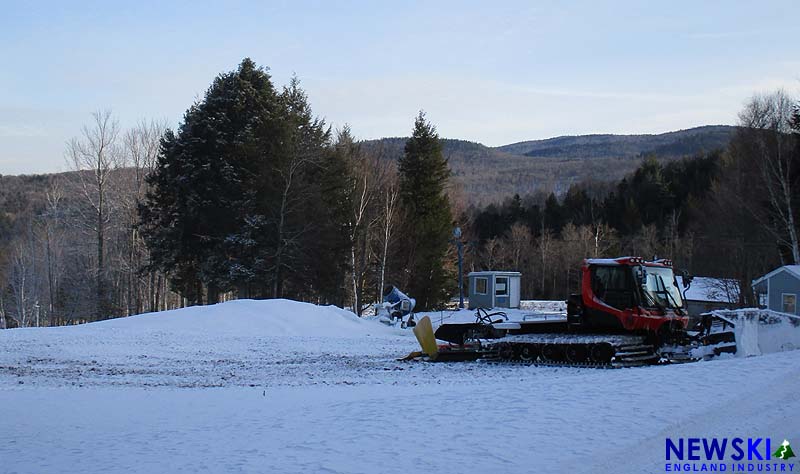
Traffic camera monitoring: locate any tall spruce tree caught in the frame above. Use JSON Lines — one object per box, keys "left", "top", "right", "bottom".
{"left": 398, "top": 112, "right": 454, "bottom": 310}
{"left": 262, "top": 77, "right": 334, "bottom": 299}
{"left": 299, "top": 129, "right": 353, "bottom": 305}
{"left": 141, "top": 59, "right": 349, "bottom": 304}
{"left": 140, "top": 58, "right": 284, "bottom": 304}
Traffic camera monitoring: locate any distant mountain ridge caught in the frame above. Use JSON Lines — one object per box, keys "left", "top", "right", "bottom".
{"left": 495, "top": 125, "right": 735, "bottom": 159}
{"left": 362, "top": 125, "right": 736, "bottom": 204}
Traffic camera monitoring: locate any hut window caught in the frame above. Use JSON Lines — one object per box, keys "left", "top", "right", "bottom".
{"left": 496, "top": 277, "right": 508, "bottom": 296}
{"left": 475, "top": 277, "right": 488, "bottom": 295}
{"left": 783, "top": 294, "right": 797, "bottom": 314}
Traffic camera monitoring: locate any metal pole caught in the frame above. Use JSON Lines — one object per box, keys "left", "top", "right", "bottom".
{"left": 453, "top": 226, "right": 465, "bottom": 309}
{"left": 457, "top": 239, "right": 464, "bottom": 309}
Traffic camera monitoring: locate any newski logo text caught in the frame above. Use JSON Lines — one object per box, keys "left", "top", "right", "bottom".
{"left": 666, "top": 438, "right": 796, "bottom": 472}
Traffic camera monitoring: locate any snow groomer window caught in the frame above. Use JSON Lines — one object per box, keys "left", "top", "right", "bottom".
{"left": 592, "top": 266, "right": 632, "bottom": 309}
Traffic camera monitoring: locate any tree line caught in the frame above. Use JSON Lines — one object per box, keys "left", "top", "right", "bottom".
{"left": 462, "top": 90, "right": 799, "bottom": 304}
{"left": 0, "top": 58, "right": 455, "bottom": 327}
{"left": 0, "top": 117, "right": 176, "bottom": 327}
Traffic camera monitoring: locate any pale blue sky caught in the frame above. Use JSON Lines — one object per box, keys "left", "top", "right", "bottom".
{"left": 1, "top": 0, "right": 798, "bottom": 174}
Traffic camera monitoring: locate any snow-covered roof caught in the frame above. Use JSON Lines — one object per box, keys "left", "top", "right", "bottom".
{"left": 752, "top": 265, "right": 800, "bottom": 287}
{"left": 786, "top": 265, "right": 800, "bottom": 279}
{"left": 585, "top": 258, "right": 625, "bottom": 265}
{"left": 676, "top": 276, "right": 739, "bottom": 304}
{"left": 468, "top": 271, "right": 521, "bottom": 277}
{"left": 585, "top": 257, "right": 670, "bottom": 268}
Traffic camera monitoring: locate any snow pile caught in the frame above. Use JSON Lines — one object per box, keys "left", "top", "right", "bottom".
{"left": 711, "top": 308, "right": 800, "bottom": 356}
{"left": 0, "top": 299, "right": 408, "bottom": 389}
{"left": 90, "top": 298, "right": 385, "bottom": 338}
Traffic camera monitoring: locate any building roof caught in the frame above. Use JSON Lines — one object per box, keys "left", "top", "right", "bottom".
{"left": 585, "top": 257, "right": 672, "bottom": 268}
{"left": 788, "top": 265, "right": 800, "bottom": 279}
{"left": 468, "top": 271, "right": 521, "bottom": 277}
{"left": 752, "top": 265, "right": 800, "bottom": 287}
{"left": 676, "top": 276, "right": 739, "bottom": 304}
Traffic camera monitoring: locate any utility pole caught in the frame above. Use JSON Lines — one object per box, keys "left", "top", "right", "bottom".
{"left": 453, "top": 227, "right": 464, "bottom": 309}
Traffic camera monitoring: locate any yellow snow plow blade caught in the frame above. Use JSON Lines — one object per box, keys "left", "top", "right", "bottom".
{"left": 413, "top": 316, "right": 439, "bottom": 361}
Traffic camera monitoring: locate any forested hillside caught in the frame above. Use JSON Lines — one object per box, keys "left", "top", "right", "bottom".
{"left": 496, "top": 125, "right": 734, "bottom": 158}
{"left": 363, "top": 126, "right": 735, "bottom": 204}
{"left": 459, "top": 101, "right": 798, "bottom": 304}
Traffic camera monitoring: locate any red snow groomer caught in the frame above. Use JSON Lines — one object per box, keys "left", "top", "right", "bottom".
{"left": 411, "top": 257, "right": 737, "bottom": 367}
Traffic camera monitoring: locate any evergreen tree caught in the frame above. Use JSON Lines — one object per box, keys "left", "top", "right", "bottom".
{"left": 522, "top": 203, "right": 543, "bottom": 237}
{"left": 294, "top": 127, "right": 352, "bottom": 305}
{"left": 398, "top": 112, "right": 454, "bottom": 310}
{"left": 140, "top": 59, "right": 285, "bottom": 303}
{"left": 473, "top": 203, "right": 504, "bottom": 241}
{"left": 138, "top": 129, "right": 204, "bottom": 303}
{"left": 506, "top": 194, "right": 524, "bottom": 226}
{"left": 141, "top": 60, "right": 346, "bottom": 304}
{"left": 543, "top": 193, "right": 564, "bottom": 234}
{"left": 562, "top": 186, "right": 594, "bottom": 227}
{"left": 221, "top": 76, "right": 335, "bottom": 300}
{"left": 630, "top": 157, "right": 673, "bottom": 227}
{"left": 260, "top": 77, "right": 332, "bottom": 299}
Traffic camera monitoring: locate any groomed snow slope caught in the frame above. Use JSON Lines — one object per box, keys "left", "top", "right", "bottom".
{"left": 2, "top": 300, "right": 799, "bottom": 474}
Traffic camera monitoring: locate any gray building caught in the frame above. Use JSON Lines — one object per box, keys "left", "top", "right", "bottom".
{"left": 675, "top": 276, "right": 739, "bottom": 316}
{"left": 752, "top": 265, "right": 800, "bottom": 315}
{"left": 467, "top": 271, "right": 521, "bottom": 309}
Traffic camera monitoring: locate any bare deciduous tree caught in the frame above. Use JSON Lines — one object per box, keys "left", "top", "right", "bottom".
{"left": 338, "top": 130, "right": 397, "bottom": 315}
{"left": 66, "top": 110, "right": 121, "bottom": 319}
{"left": 9, "top": 231, "right": 39, "bottom": 327}
{"left": 121, "top": 119, "right": 166, "bottom": 314}
{"left": 736, "top": 90, "right": 799, "bottom": 264}
{"left": 39, "top": 180, "right": 66, "bottom": 325}
{"left": 378, "top": 175, "right": 399, "bottom": 301}
{"left": 500, "top": 223, "right": 531, "bottom": 270}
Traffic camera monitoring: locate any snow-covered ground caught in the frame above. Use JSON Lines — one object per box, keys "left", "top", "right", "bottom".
{"left": 2, "top": 299, "right": 799, "bottom": 474}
